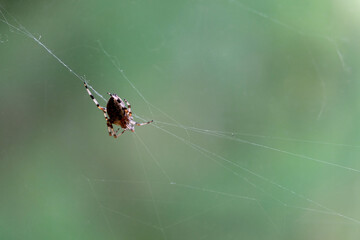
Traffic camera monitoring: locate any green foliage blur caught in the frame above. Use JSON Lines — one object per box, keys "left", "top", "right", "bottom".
{"left": 1, "top": 0, "right": 360, "bottom": 239}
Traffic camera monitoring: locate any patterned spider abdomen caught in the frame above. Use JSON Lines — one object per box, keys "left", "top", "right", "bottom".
{"left": 106, "top": 96, "right": 128, "bottom": 128}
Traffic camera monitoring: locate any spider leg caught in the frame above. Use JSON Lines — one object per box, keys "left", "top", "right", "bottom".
{"left": 84, "top": 82, "right": 107, "bottom": 111}
{"left": 123, "top": 99, "right": 132, "bottom": 116}
{"left": 84, "top": 82, "right": 115, "bottom": 136}
{"left": 107, "top": 120, "right": 116, "bottom": 137}
{"left": 134, "top": 120, "right": 154, "bottom": 126}
{"left": 114, "top": 129, "right": 126, "bottom": 138}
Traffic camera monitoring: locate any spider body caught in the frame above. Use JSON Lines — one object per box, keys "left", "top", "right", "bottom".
{"left": 84, "top": 82, "right": 153, "bottom": 138}
{"left": 106, "top": 93, "right": 135, "bottom": 131}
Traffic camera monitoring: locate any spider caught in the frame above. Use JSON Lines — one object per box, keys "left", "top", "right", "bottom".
{"left": 84, "top": 81, "right": 153, "bottom": 138}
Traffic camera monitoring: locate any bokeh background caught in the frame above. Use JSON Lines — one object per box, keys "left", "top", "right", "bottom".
{"left": 1, "top": 0, "right": 360, "bottom": 239}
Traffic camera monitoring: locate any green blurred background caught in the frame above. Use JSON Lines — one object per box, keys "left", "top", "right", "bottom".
{"left": 1, "top": 0, "right": 360, "bottom": 239}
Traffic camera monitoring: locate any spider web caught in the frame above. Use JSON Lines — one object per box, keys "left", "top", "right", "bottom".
{"left": 1, "top": 1, "right": 360, "bottom": 239}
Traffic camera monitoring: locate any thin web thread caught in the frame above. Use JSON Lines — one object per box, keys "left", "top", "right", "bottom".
{"left": 134, "top": 133, "right": 167, "bottom": 240}
{"left": 2, "top": 4, "right": 359, "bottom": 232}
{"left": 0, "top": 7, "right": 107, "bottom": 103}
{"left": 134, "top": 114, "right": 360, "bottom": 225}
{"left": 229, "top": 0, "right": 350, "bottom": 72}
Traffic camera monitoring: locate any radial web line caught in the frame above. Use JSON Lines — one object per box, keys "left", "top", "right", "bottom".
{"left": 134, "top": 132, "right": 173, "bottom": 183}
{"left": 97, "top": 41, "right": 191, "bottom": 138}
{"left": 151, "top": 120, "right": 360, "bottom": 173}
{"left": 192, "top": 128, "right": 360, "bottom": 173}
{"left": 90, "top": 177, "right": 345, "bottom": 224}
{"left": 0, "top": 8, "right": 107, "bottom": 103}
{"left": 134, "top": 133, "right": 167, "bottom": 240}
{"left": 133, "top": 115, "right": 360, "bottom": 225}
{"left": 83, "top": 176, "right": 116, "bottom": 239}
{"left": 154, "top": 120, "right": 360, "bottom": 148}
{"left": 84, "top": 175, "right": 162, "bottom": 231}
{"left": 229, "top": 0, "right": 349, "bottom": 72}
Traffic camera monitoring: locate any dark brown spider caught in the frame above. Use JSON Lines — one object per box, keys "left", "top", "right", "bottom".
{"left": 84, "top": 82, "right": 153, "bottom": 138}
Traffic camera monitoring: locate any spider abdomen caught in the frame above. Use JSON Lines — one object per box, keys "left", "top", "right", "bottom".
{"left": 106, "top": 97, "right": 127, "bottom": 127}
